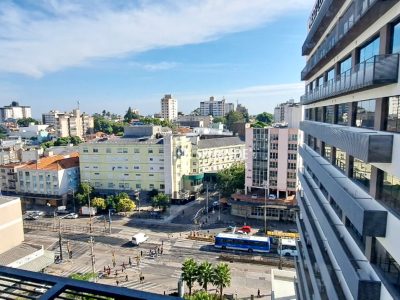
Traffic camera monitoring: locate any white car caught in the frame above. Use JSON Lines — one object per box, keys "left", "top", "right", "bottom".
{"left": 64, "top": 213, "right": 78, "bottom": 219}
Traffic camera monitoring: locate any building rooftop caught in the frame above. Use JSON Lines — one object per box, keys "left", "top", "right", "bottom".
{"left": 0, "top": 195, "right": 20, "bottom": 206}
{"left": 197, "top": 136, "right": 244, "bottom": 149}
{"left": 85, "top": 137, "right": 164, "bottom": 145}
{"left": 0, "top": 243, "right": 42, "bottom": 266}
{"left": 22, "top": 152, "right": 79, "bottom": 171}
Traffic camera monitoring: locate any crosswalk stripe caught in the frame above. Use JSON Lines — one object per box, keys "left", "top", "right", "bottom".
{"left": 121, "top": 281, "right": 159, "bottom": 291}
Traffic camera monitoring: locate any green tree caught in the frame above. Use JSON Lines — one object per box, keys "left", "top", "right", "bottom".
{"left": 182, "top": 258, "right": 198, "bottom": 296}
{"left": 70, "top": 136, "right": 83, "bottom": 145}
{"left": 124, "top": 107, "right": 139, "bottom": 123}
{"left": 75, "top": 182, "right": 93, "bottom": 205}
{"left": 213, "top": 263, "right": 231, "bottom": 300}
{"left": 225, "top": 111, "right": 245, "bottom": 131}
{"left": 151, "top": 193, "right": 170, "bottom": 211}
{"left": 251, "top": 121, "right": 267, "bottom": 128}
{"left": 17, "top": 117, "right": 39, "bottom": 127}
{"left": 197, "top": 261, "right": 214, "bottom": 292}
{"left": 91, "top": 197, "right": 106, "bottom": 210}
{"left": 41, "top": 141, "right": 55, "bottom": 149}
{"left": 212, "top": 116, "right": 226, "bottom": 124}
{"left": 116, "top": 198, "right": 136, "bottom": 212}
{"left": 256, "top": 112, "right": 273, "bottom": 125}
{"left": 216, "top": 163, "right": 245, "bottom": 197}
{"left": 185, "top": 291, "right": 219, "bottom": 300}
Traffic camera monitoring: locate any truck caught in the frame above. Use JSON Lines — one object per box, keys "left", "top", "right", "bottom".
{"left": 132, "top": 232, "right": 149, "bottom": 246}
{"left": 79, "top": 206, "right": 97, "bottom": 216}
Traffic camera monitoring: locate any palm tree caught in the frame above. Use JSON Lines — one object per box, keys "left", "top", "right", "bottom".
{"left": 197, "top": 261, "right": 214, "bottom": 292}
{"left": 182, "top": 258, "right": 198, "bottom": 296}
{"left": 213, "top": 263, "right": 231, "bottom": 300}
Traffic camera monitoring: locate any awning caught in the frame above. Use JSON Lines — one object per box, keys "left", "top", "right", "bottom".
{"left": 19, "top": 250, "right": 54, "bottom": 272}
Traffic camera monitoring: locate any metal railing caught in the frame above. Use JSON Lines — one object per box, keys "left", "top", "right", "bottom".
{"left": 301, "top": 54, "right": 399, "bottom": 104}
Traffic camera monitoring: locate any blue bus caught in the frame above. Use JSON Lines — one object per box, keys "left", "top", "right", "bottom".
{"left": 214, "top": 233, "right": 271, "bottom": 253}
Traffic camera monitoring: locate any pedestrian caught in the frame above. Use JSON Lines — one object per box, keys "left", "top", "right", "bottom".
{"left": 164, "top": 291, "right": 166, "bottom": 295}
{"left": 104, "top": 266, "right": 106, "bottom": 272}
{"left": 125, "top": 274, "right": 128, "bottom": 282}
{"left": 128, "top": 257, "right": 132, "bottom": 266}
{"left": 257, "top": 289, "right": 260, "bottom": 298}
{"left": 116, "top": 280, "right": 119, "bottom": 286}
{"left": 113, "top": 261, "right": 116, "bottom": 268}
{"left": 122, "top": 262, "right": 125, "bottom": 269}
{"left": 160, "top": 248, "right": 163, "bottom": 255}
{"left": 115, "top": 270, "right": 118, "bottom": 277}
{"left": 140, "top": 250, "right": 143, "bottom": 257}
{"left": 161, "top": 240, "right": 164, "bottom": 246}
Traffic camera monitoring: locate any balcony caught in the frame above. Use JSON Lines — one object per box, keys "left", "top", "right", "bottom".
{"left": 301, "top": 0, "right": 397, "bottom": 80}
{"left": 299, "top": 145, "right": 387, "bottom": 237}
{"left": 301, "top": 54, "right": 399, "bottom": 104}
{"left": 0, "top": 266, "right": 174, "bottom": 299}
{"left": 299, "top": 172, "right": 381, "bottom": 299}
{"left": 300, "top": 120, "right": 393, "bottom": 163}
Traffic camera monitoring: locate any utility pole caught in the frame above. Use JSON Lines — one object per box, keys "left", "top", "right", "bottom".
{"left": 108, "top": 209, "right": 112, "bottom": 234}
{"left": 58, "top": 218, "right": 63, "bottom": 261}
{"left": 264, "top": 182, "right": 267, "bottom": 235}
{"left": 88, "top": 193, "right": 92, "bottom": 234}
{"left": 89, "top": 236, "right": 96, "bottom": 282}
{"left": 206, "top": 184, "right": 209, "bottom": 217}
{"left": 218, "top": 192, "right": 221, "bottom": 222}
{"left": 278, "top": 237, "right": 283, "bottom": 270}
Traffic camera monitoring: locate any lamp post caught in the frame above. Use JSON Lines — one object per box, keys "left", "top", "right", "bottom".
{"left": 263, "top": 181, "right": 267, "bottom": 236}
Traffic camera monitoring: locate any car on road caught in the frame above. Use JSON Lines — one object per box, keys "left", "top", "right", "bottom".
{"left": 268, "top": 194, "right": 277, "bottom": 200}
{"left": 64, "top": 213, "right": 78, "bottom": 219}
{"left": 24, "top": 214, "right": 39, "bottom": 220}
{"left": 132, "top": 232, "right": 149, "bottom": 246}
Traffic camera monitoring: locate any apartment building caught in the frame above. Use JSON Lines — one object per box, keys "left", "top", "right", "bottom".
{"left": 184, "top": 137, "right": 245, "bottom": 192}
{"left": 199, "top": 96, "right": 234, "bottom": 116}
{"left": 42, "top": 109, "right": 94, "bottom": 138}
{"left": 15, "top": 153, "right": 79, "bottom": 206}
{"left": 79, "top": 134, "right": 192, "bottom": 198}
{"left": 0, "top": 102, "right": 31, "bottom": 122}
{"left": 296, "top": 1, "right": 400, "bottom": 299}
{"left": 160, "top": 94, "right": 178, "bottom": 121}
{"left": 274, "top": 99, "right": 302, "bottom": 125}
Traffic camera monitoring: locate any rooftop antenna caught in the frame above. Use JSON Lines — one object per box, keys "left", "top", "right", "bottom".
{"left": 77, "top": 100, "right": 80, "bottom": 110}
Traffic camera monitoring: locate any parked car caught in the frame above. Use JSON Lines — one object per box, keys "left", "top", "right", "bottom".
{"left": 64, "top": 213, "right": 78, "bottom": 219}
{"left": 268, "top": 194, "right": 277, "bottom": 200}
{"left": 132, "top": 232, "right": 149, "bottom": 246}
{"left": 25, "top": 214, "right": 39, "bottom": 220}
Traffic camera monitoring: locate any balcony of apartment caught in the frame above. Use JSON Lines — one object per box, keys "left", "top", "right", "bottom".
{"left": 299, "top": 144, "right": 387, "bottom": 237}
{"left": 300, "top": 120, "right": 393, "bottom": 163}
{"left": 301, "top": 0, "right": 397, "bottom": 80}
{"left": 297, "top": 195, "right": 346, "bottom": 299}
{"left": 299, "top": 171, "right": 382, "bottom": 299}
{"left": 0, "top": 266, "right": 172, "bottom": 300}
{"left": 302, "top": 0, "right": 345, "bottom": 55}
{"left": 301, "top": 53, "right": 399, "bottom": 104}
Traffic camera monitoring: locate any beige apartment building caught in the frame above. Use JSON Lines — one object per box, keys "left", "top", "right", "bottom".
{"left": 0, "top": 196, "right": 24, "bottom": 254}
{"left": 161, "top": 94, "right": 178, "bottom": 121}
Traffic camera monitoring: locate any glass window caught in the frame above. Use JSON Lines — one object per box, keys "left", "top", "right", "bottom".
{"left": 335, "top": 148, "right": 346, "bottom": 173}
{"left": 315, "top": 107, "right": 323, "bottom": 122}
{"left": 326, "top": 68, "right": 335, "bottom": 82}
{"left": 359, "top": 36, "right": 380, "bottom": 63}
{"left": 387, "top": 96, "right": 400, "bottom": 133}
{"left": 337, "top": 103, "right": 349, "bottom": 125}
{"left": 352, "top": 158, "right": 371, "bottom": 190}
{"left": 378, "top": 171, "right": 400, "bottom": 216}
{"left": 317, "top": 75, "right": 324, "bottom": 88}
{"left": 323, "top": 144, "right": 332, "bottom": 162}
{"left": 392, "top": 22, "right": 400, "bottom": 54}
{"left": 355, "top": 99, "right": 376, "bottom": 129}
{"left": 339, "top": 56, "right": 352, "bottom": 74}
{"left": 325, "top": 105, "right": 334, "bottom": 123}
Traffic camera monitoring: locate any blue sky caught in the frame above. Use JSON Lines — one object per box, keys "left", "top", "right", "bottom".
{"left": 0, "top": 0, "right": 314, "bottom": 117}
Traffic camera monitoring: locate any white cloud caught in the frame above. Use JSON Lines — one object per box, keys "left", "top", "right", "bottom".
{"left": 129, "top": 61, "right": 180, "bottom": 71}
{"left": 0, "top": 0, "right": 313, "bottom": 77}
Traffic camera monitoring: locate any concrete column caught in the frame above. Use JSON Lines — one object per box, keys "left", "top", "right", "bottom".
{"left": 349, "top": 101, "right": 358, "bottom": 127}
{"left": 345, "top": 154, "right": 354, "bottom": 178}
{"left": 379, "top": 24, "right": 391, "bottom": 55}
{"left": 333, "top": 104, "right": 339, "bottom": 124}
{"left": 351, "top": 48, "right": 360, "bottom": 67}
{"left": 369, "top": 166, "right": 382, "bottom": 199}
{"left": 374, "top": 98, "right": 388, "bottom": 131}
{"left": 365, "top": 236, "right": 373, "bottom": 261}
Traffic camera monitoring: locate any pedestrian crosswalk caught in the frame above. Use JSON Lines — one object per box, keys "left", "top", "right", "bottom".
{"left": 171, "top": 269, "right": 182, "bottom": 279}
{"left": 50, "top": 241, "right": 89, "bottom": 259}
{"left": 60, "top": 264, "right": 92, "bottom": 277}
{"left": 173, "top": 239, "right": 194, "bottom": 248}
{"left": 120, "top": 280, "right": 160, "bottom": 292}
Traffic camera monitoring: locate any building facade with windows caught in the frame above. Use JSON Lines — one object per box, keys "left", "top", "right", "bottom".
{"left": 296, "top": 1, "right": 400, "bottom": 299}
{"left": 160, "top": 94, "right": 178, "bottom": 121}
{"left": 0, "top": 102, "right": 31, "bottom": 122}
{"left": 274, "top": 99, "right": 302, "bottom": 125}
{"left": 199, "top": 96, "right": 234, "bottom": 117}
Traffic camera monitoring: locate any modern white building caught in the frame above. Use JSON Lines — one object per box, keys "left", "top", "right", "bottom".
{"left": 160, "top": 94, "right": 178, "bottom": 121}
{"left": 274, "top": 99, "right": 302, "bottom": 126}
{"left": 0, "top": 102, "right": 31, "bottom": 121}
{"left": 296, "top": 1, "right": 400, "bottom": 299}
{"left": 199, "top": 96, "right": 234, "bottom": 116}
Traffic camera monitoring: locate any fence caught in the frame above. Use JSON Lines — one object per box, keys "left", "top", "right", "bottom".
{"left": 23, "top": 221, "right": 108, "bottom": 234}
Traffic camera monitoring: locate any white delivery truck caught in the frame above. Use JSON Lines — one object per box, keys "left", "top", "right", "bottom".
{"left": 132, "top": 233, "right": 149, "bottom": 246}
{"left": 80, "top": 206, "right": 97, "bottom": 216}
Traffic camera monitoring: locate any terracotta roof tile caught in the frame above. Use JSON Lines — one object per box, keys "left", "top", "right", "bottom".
{"left": 22, "top": 152, "right": 79, "bottom": 171}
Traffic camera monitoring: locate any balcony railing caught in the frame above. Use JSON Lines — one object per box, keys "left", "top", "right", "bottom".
{"left": 301, "top": 53, "right": 399, "bottom": 104}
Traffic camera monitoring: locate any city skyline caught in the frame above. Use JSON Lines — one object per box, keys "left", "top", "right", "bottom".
{"left": 0, "top": 0, "right": 313, "bottom": 117}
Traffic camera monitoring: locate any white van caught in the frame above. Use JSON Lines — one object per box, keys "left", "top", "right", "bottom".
{"left": 277, "top": 238, "right": 298, "bottom": 257}
{"left": 132, "top": 233, "right": 149, "bottom": 246}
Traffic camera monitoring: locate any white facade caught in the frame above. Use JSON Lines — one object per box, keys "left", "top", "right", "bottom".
{"left": 160, "top": 94, "right": 178, "bottom": 121}
{"left": 273, "top": 100, "right": 302, "bottom": 128}
{"left": 199, "top": 96, "right": 234, "bottom": 116}
{"left": 0, "top": 102, "right": 31, "bottom": 121}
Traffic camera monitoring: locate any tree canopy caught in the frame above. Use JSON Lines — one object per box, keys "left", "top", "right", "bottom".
{"left": 17, "top": 117, "right": 39, "bottom": 127}
{"left": 116, "top": 197, "right": 136, "bottom": 213}
{"left": 256, "top": 112, "right": 273, "bottom": 125}
{"left": 124, "top": 107, "right": 140, "bottom": 123}
{"left": 216, "top": 163, "right": 245, "bottom": 197}
{"left": 225, "top": 111, "right": 245, "bottom": 131}
{"left": 151, "top": 193, "right": 170, "bottom": 211}
{"left": 91, "top": 197, "right": 106, "bottom": 211}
